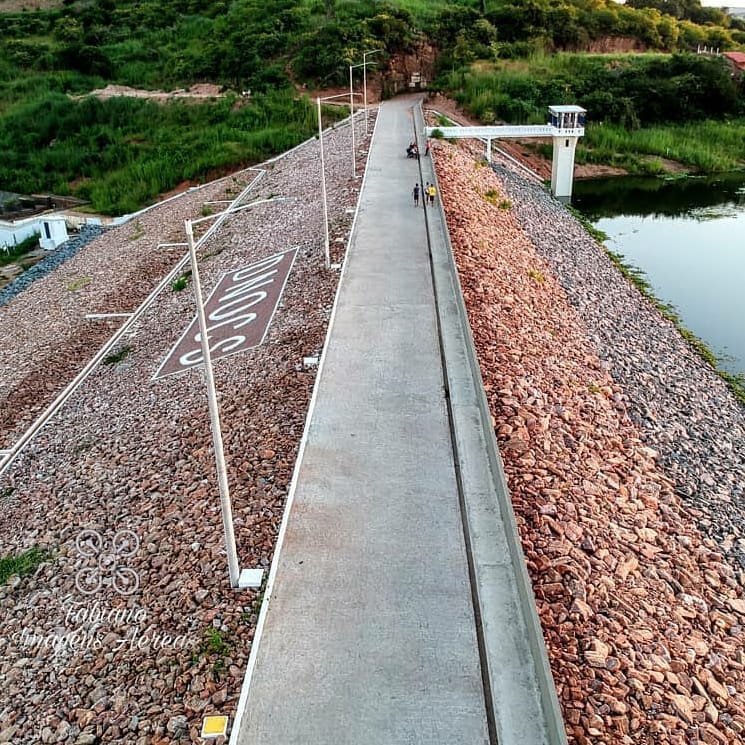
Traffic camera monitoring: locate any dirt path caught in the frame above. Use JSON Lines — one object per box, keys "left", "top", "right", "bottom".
{"left": 80, "top": 83, "right": 226, "bottom": 102}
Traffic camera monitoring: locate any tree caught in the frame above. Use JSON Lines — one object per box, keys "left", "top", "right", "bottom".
{"left": 658, "top": 15, "right": 680, "bottom": 49}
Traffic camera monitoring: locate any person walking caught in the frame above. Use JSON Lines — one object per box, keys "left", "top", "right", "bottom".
{"left": 413, "top": 183, "right": 420, "bottom": 206}
{"left": 428, "top": 183, "right": 437, "bottom": 205}
{"left": 423, "top": 182, "right": 430, "bottom": 207}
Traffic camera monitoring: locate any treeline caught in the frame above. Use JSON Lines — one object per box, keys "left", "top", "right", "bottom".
{"left": 0, "top": 0, "right": 417, "bottom": 96}
{"left": 445, "top": 53, "right": 744, "bottom": 128}
{"left": 2, "top": 0, "right": 744, "bottom": 99}
{"left": 1, "top": 0, "right": 744, "bottom": 212}
{"left": 430, "top": 0, "right": 745, "bottom": 68}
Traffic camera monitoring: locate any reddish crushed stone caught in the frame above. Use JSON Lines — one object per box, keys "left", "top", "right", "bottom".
{"left": 434, "top": 142, "right": 745, "bottom": 745}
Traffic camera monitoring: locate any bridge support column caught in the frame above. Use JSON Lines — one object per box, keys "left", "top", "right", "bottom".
{"left": 551, "top": 135, "right": 579, "bottom": 201}
{"left": 486, "top": 138, "right": 492, "bottom": 163}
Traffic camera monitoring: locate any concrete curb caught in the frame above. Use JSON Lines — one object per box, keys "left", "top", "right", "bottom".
{"left": 414, "top": 104, "right": 568, "bottom": 745}
{"left": 227, "top": 107, "right": 380, "bottom": 745}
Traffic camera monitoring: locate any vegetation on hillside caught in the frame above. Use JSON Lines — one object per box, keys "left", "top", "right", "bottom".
{"left": 445, "top": 53, "right": 743, "bottom": 127}
{"left": 0, "top": 0, "right": 421, "bottom": 212}
{"left": 0, "top": 89, "right": 339, "bottom": 214}
{"left": 427, "top": 0, "right": 745, "bottom": 68}
{"left": 0, "top": 0, "right": 744, "bottom": 211}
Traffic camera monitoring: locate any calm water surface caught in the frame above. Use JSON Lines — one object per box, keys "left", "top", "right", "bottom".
{"left": 572, "top": 173, "right": 745, "bottom": 377}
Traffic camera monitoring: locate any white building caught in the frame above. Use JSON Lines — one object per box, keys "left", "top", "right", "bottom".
{"left": 547, "top": 105, "right": 586, "bottom": 200}
{"left": 0, "top": 214, "right": 68, "bottom": 252}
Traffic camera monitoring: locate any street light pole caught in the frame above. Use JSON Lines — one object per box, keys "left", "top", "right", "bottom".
{"left": 180, "top": 197, "right": 289, "bottom": 590}
{"left": 316, "top": 92, "right": 361, "bottom": 269}
{"left": 362, "top": 48, "right": 383, "bottom": 136}
{"left": 185, "top": 218, "right": 240, "bottom": 588}
{"left": 349, "top": 65, "right": 356, "bottom": 178}
{"left": 349, "top": 62, "right": 369, "bottom": 178}
{"left": 317, "top": 96, "right": 331, "bottom": 270}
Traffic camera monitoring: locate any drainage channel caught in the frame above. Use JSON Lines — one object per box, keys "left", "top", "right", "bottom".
{"left": 414, "top": 103, "right": 568, "bottom": 745}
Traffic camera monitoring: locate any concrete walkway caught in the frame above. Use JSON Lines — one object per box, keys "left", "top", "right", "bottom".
{"left": 232, "top": 96, "right": 564, "bottom": 745}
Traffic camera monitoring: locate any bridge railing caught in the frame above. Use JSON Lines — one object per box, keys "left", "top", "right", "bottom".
{"left": 426, "top": 125, "right": 584, "bottom": 139}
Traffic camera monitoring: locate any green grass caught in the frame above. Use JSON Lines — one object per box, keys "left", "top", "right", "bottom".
{"left": 0, "top": 547, "right": 53, "bottom": 585}
{"left": 0, "top": 233, "right": 39, "bottom": 267}
{"left": 311, "top": 0, "right": 451, "bottom": 19}
{"left": 566, "top": 205, "right": 608, "bottom": 243}
{"left": 103, "top": 344, "right": 131, "bottom": 365}
{"left": 67, "top": 275, "right": 92, "bottom": 291}
{"left": 128, "top": 220, "right": 145, "bottom": 241}
{"left": 0, "top": 89, "right": 340, "bottom": 215}
{"left": 202, "top": 627, "right": 229, "bottom": 655}
{"left": 171, "top": 271, "right": 191, "bottom": 292}
{"left": 579, "top": 119, "right": 745, "bottom": 174}
{"left": 191, "top": 626, "right": 232, "bottom": 678}
{"left": 483, "top": 188, "right": 500, "bottom": 204}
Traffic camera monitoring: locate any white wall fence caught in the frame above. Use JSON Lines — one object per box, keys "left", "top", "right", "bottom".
{"left": 0, "top": 215, "right": 68, "bottom": 252}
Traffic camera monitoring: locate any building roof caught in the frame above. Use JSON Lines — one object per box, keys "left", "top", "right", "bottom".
{"left": 548, "top": 105, "right": 586, "bottom": 114}
{"left": 723, "top": 52, "right": 745, "bottom": 70}
{"left": 0, "top": 191, "right": 22, "bottom": 208}
{"left": 0, "top": 213, "right": 67, "bottom": 229}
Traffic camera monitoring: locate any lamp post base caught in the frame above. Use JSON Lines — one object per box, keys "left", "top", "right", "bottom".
{"left": 238, "top": 568, "right": 265, "bottom": 589}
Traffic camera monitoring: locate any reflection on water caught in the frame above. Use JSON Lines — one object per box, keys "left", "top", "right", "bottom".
{"left": 573, "top": 172, "right": 745, "bottom": 220}
{"left": 572, "top": 172, "right": 745, "bottom": 377}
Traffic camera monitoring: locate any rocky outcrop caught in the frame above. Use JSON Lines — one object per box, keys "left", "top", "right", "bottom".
{"left": 382, "top": 42, "right": 437, "bottom": 98}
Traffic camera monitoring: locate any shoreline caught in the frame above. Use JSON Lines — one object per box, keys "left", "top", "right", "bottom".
{"left": 493, "top": 161, "right": 745, "bottom": 560}
{"left": 434, "top": 139, "right": 745, "bottom": 743}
